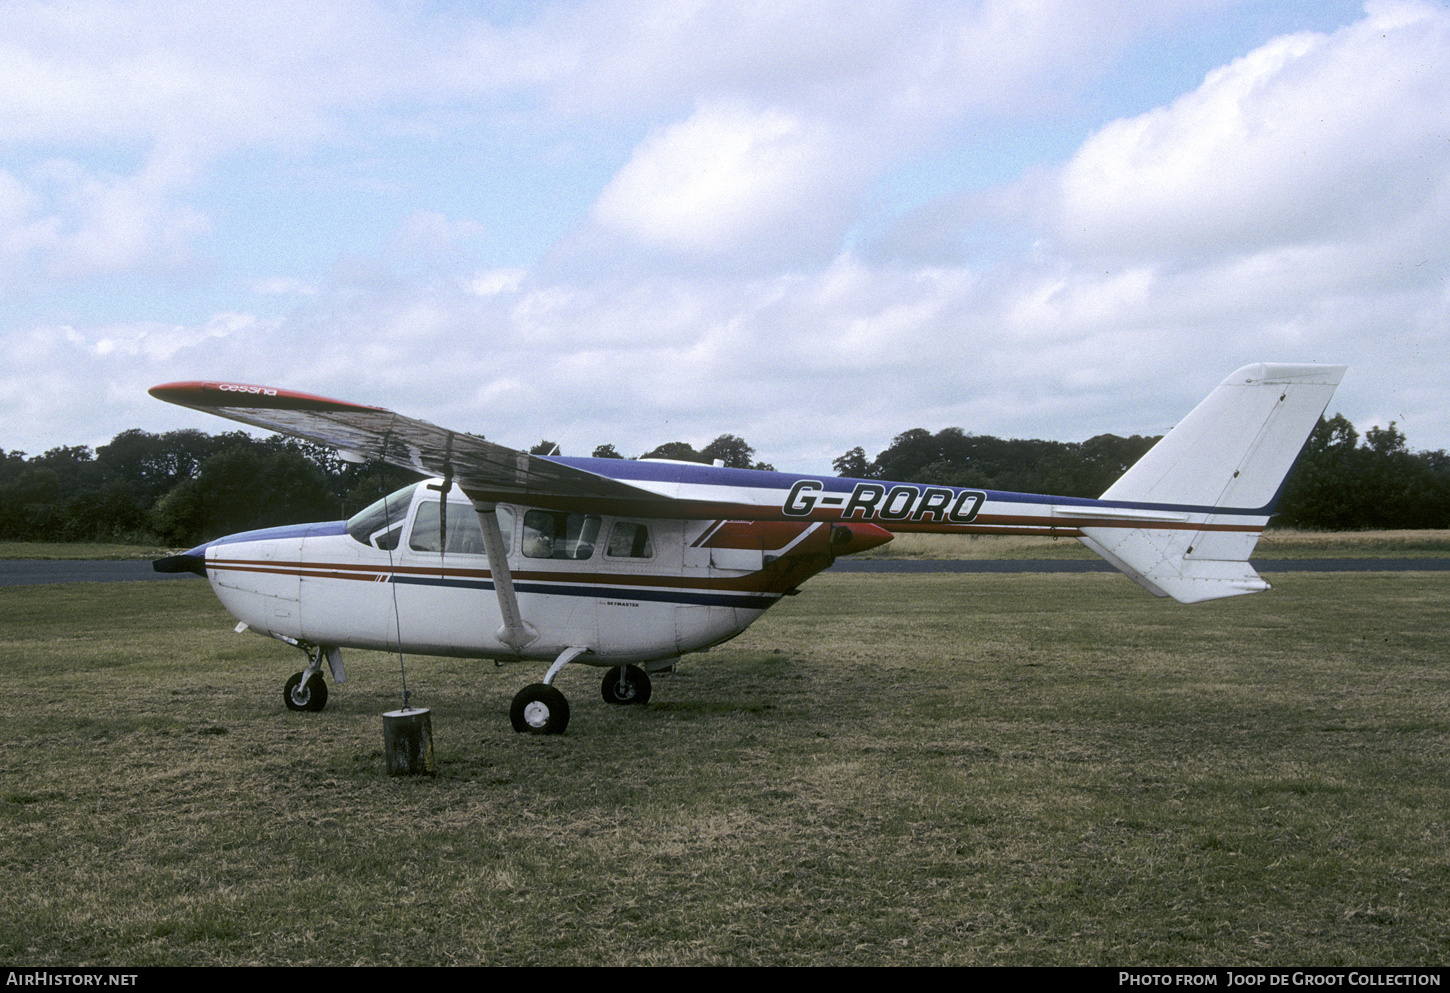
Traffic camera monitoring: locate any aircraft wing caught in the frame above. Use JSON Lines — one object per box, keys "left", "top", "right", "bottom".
{"left": 148, "top": 381, "right": 664, "bottom": 507}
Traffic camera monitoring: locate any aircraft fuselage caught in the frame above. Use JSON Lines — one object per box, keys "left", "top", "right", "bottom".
{"left": 191, "top": 479, "right": 892, "bottom": 668}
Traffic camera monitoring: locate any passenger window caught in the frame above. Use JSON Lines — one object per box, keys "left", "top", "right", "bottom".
{"left": 409, "top": 501, "right": 511, "bottom": 556}
{"left": 606, "top": 521, "right": 654, "bottom": 559}
{"left": 522, "top": 511, "right": 601, "bottom": 559}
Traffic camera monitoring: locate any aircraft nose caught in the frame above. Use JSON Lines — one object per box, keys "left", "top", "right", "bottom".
{"left": 828, "top": 523, "right": 894, "bottom": 557}
{"left": 152, "top": 543, "right": 210, "bottom": 576}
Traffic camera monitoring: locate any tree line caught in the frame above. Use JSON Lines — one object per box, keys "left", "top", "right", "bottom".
{"left": 2, "top": 413, "right": 1445, "bottom": 548}
{"left": 0, "top": 429, "right": 774, "bottom": 548}
{"left": 834, "top": 414, "right": 1450, "bottom": 530}
{"left": 0, "top": 428, "right": 421, "bottom": 548}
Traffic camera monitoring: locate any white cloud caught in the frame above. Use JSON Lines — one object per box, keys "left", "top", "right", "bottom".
{"left": 538, "top": 0, "right": 1228, "bottom": 125}
{"left": 591, "top": 102, "right": 848, "bottom": 255}
{"left": 89, "top": 312, "right": 257, "bottom": 361}
{"left": 0, "top": 149, "right": 209, "bottom": 286}
{"left": 1050, "top": 0, "right": 1450, "bottom": 262}
{"left": 0, "top": 0, "right": 478, "bottom": 150}
{"left": 579, "top": 2, "right": 1232, "bottom": 264}
{"left": 467, "top": 268, "right": 527, "bottom": 297}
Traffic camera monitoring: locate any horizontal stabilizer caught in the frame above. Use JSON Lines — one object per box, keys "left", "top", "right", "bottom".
{"left": 1078, "top": 531, "right": 1270, "bottom": 603}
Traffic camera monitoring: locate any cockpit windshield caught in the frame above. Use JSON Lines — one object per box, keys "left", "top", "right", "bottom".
{"left": 346, "top": 482, "right": 420, "bottom": 549}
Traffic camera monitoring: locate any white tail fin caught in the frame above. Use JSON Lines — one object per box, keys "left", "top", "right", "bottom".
{"left": 1079, "top": 363, "right": 1346, "bottom": 603}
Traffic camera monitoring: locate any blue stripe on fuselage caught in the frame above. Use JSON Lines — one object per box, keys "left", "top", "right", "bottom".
{"left": 386, "top": 571, "right": 772, "bottom": 610}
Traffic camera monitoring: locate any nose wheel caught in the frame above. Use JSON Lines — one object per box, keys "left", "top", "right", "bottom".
{"left": 284, "top": 671, "right": 328, "bottom": 712}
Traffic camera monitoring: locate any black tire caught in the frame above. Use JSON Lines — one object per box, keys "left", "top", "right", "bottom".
{"left": 510, "top": 683, "right": 570, "bottom": 734}
{"left": 284, "top": 671, "right": 328, "bottom": 712}
{"left": 601, "top": 664, "right": 652, "bottom": 705}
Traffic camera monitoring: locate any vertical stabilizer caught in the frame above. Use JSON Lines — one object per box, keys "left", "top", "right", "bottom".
{"left": 1079, "top": 363, "right": 1345, "bottom": 603}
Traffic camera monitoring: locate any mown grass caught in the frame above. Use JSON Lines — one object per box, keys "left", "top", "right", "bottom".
{"left": 1, "top": 572, "right": 1447, "bottom": 966}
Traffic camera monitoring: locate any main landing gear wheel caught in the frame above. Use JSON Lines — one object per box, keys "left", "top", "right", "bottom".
{"left": 601, "top": 665, "right": 651, "bottom": 705}
{"left": 284, "top": 671, "right": 328, "bottom": 712}
{"left": 510, "top": 683, "right": 570, "bottom": 735}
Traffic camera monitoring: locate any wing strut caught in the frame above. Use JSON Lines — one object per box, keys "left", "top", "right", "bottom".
{"left": 437, "top": 432, "right": 454, "bottom": 560}
{"left": 473, "top": 500, "right": 538, "bottom": 650}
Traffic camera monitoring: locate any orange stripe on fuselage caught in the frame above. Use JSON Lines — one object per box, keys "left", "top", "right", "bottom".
{"left": 206, "top": 558, "right": 801, "bottom": 596}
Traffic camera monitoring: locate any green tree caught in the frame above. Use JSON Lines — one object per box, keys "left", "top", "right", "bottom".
{"left": 30, "top": 445, "right": 104, "bottom": 493}
{"left": 1275, "top": 414, "right": 1450, "bottom": 529}
{"left": 151, "top": 445, "right": 338, "bottom": 546}
{"left": 832, "top": 446, "right": 872, "bottom": 478}
{"left": 640, "top": 441, "right": 707, "bottom": 463}
{"left": 98, "top": 428, "right": 223, "bottom": 500}
{"left": 857, "top": 425, "right": 1161, "bottom": 498}
{"left": 700, "top": 434, "right": 753, "bottom": 468}
{"left": 700, "top": 434, "right": 774, "bottom": 471}
{"left": 1071, "top": 434, "right": 1160, "bottom": 496}
{"left": 1366, "top": 422, "right": 1407, "bottom": 455}
{"left": 0, "top": 467, "right": 62, "bottom": 540}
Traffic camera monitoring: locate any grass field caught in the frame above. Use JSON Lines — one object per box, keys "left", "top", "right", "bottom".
{"left": 2, "top": 571, "right": 1448, "bottom": 966}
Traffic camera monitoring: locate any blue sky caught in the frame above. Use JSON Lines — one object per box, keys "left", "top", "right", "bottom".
{"left": 2, "top": 0, "right": 1445, "bottom": 475}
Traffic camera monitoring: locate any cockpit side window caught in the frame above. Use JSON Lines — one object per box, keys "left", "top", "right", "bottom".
{"left": 522, "top": 510, "right": 601, "bottom": 559}
{"left": 606, "top": 521, "right": 654, "bottom": 559}
{"left": 409, "top": 501, "right": 511, "bottom": 556}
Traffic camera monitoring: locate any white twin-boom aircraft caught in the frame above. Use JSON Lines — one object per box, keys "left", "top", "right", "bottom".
{"left": 150, "top": 363, "right": 1345, "bottom": 734}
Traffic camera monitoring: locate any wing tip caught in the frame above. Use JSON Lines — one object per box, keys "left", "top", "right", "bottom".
{"left": 149, "top": 381, "right": 386, "bottom": 413}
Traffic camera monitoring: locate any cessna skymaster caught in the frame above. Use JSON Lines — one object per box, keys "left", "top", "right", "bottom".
{"left": 151, "top": 363, "right": 1345, "bottom": 734}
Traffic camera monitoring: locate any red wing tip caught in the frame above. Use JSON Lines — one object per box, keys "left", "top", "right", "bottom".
{"left": 148, "top": 381, "right": 387, "bottom": 413}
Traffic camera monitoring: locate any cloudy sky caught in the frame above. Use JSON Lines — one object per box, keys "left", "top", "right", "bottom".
{"left": 2, "top": 0, "right": 1446, "bottom": 475}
